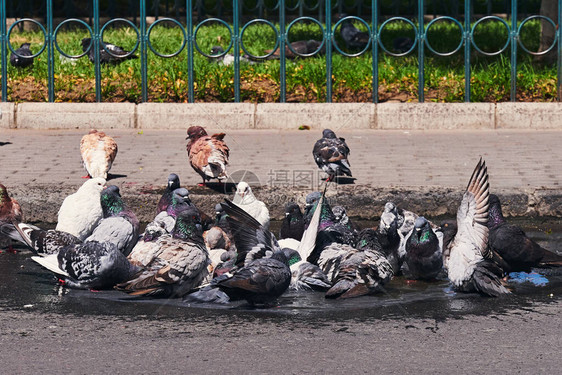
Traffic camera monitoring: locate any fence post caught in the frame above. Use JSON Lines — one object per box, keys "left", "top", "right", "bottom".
{"left": 556, "top": 0, "right": 562, "bottom": 102}
{"left": 372, "top": 0, "right": 378, "bottom": 103}
{"left": 187, "top": 0, "right": 194, "bottom": 103}
{"left": 510, "top": 0, "right": 518, "bottom": 101}
{"left": 464, "top": 0, "right": 471, "bottom": 102}
{"left": 233, "top": 0, "right": 240, "bottom": 102}
{"left": 140, "top": 0, "right": 148, "bottom": 102}
{"left": 417, "top": 0, "right": 425, "bottom": 102}
{"left": 279, "top": 0, "right": 286, "bottom": 102}
{"left": 558, "top": 0, "right": 562, "bottom": 101}
{"left": 325, "top": 0, "right": 332, "bottom": 102}
{"left": 94, "top": 0, "right": 101, "bottom": 102}
{"left": 47, "top": 0, "right": 55, "bottom": 102}
{"left": 1, "top": 0, "right": 6, "bottom": 102}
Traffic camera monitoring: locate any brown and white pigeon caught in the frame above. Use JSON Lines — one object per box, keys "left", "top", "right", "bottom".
{"left": 0, "top": 184, "right": 23, "bottom": 252}
{"left": 80, "top": 129, "right": 118, "bottom": 179}
{"left": 186, "top": 126, "right": 229, "bottom": 185}
{"left": 312, "top": 129, "right": 352, "bottom": 182}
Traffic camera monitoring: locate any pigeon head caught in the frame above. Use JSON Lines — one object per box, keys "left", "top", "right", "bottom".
{"left": 20, "top": 43, "right": 31, "bottom": 49}
{"left": 284, "top": 202, "right": 302, "bottom": 217}
{"left": 167, "top": 173, "right": 180, "bottom": 189}
{"left": 172, "top": 206, "right": 204, "bottom": 243}
{"left": 100, "top": 185, "right": 124, "bottom": 217}
{"left": 172, "top": 188, "right": 190, "bottom": 203}
{"left": 487, "top": 194, "right": 505, "bottom": 228}
{"left": 186, "top": 126, "right": 208, "bottom": 141}
{"left": 322, "top": 129, "right": 337, "bottom": 139}
{"left": 332, "top": 205, "right": 349, "bottom": 225}
{"left": 412, "top": 217, "right": 432, "bottom": 242}
{"left": 210, "top": 46, "right": 225, "bottom": 56}
{"left": 81, "top": 177, "right": 106, "bottom": 193}
{"left": 233, "top": 181, "right": 256, "bottom": 204}
{"left": 0, "top": 184, "right": 8, "bottom": 203}
{"left": 356, "top": 228, "right": 383, "bottom": 252}
{"left": 281, "top": 248, "right": 302, "bottom": 266}
{"left": 304, "top": 191, "right": 322, "bottom": 219}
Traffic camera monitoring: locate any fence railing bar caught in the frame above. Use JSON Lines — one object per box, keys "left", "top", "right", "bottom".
{"left": 187, "top": 0, "right": 194, "bottom": 103}
{"left": 325, "top": 1, "right": 332, "bottom": 103}
{"left": 1, "top": 0, "right": 7, "bottom": 102}
{"left": 510, "top": 0, "right": 518, "bottom": 102}
{"left": 372, "top": 0, "right": 378, "bottom": 104}
{"left": 47, "top": 0, "right": 54, "bottom": 102}
{"left": 418, "top": 0, "right": 425, "bottom": 102}
{"left": 559, "top": 0, "right": 562, "bottom": 102}
{"left": 279, "top": 0, "right": 286, "bottom": 103}
{"left": 233, "top": 0, "right": 240, "bottom": 102}
{"left": 93, "top": 0, "right": 101, "bottom": 103}
{"left": 141, "top": 0, "right": 148, "bottom": 102}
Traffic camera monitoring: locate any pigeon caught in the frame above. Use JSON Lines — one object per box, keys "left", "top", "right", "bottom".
{"left": 81, "top": 37, "right": 138, "bottom": 64}
{"left": 56, "top": 178, "right": 105, "bottom": 241}
{"left": 117, "top": 207, "right": 210, "bottom": 298}
{"left": 85, "top": 185, "right": 140, "bottom": 256}
{"left": 404, "top": 216, "right": 443, "bottom": 280}
{"left": 264, "top": 39, "right": 325, "bottom": 59}
{"left": 10, "top": 43, "right": 33, "bottom": 68}
{"left": 446, "top": 159, "right": 509, "bottom": 297}
{"left": 80, "top": 129, "right": 118, "bottom": 179}
{"left": 211, "top": 250, "right": 291, "bottom": 306}
{"left": 304, "top": 191, "right": 322, "bottom": 226}
{"left": 332, "top": 205, "right": 360, "bottom": 231}
{"left": 157, "top": 173, "right": 181, "bottom": 213}
{"left": 392, "top": 36, "right": 414, "bottom": 53}
{"left": 0, "top": 221, "right": 82, "bottom": 256}
{"left": 209, "top": 46, "right": 256, "bottom": 65}
{"left": 487, "top": 194, "right": 562, "bottom": 272}
{"left": 312, "top": 129, "right": 352, "bottom": 182}
{"left": 324, "top": 243, "right": 393, "bottom": 299}
{"left": 186, "top": 126, "right": 230, "bottom": 185}
{"left": 279, "top": 202, "right": 305, "bottom": 241}
{"left": 232, "top": 181, "right": 270, "bottom": 229}
{"left": 0, "top": 183, "right": 23, "bottom": 251}
{"left": 357, "top": 226, "right": 400, "bottom": 276}
{"left": 187, "top": 198, "right": 290, "bottom": 306}
{"left": 281, "top": 247, "right": 331, "bottom": 291}
{"left": 339, "top": 20, "right": 370, "bottom": 50}
{"left": 32, "top": 241, "right": 139, "bottom": 290}
{"left": 140, "top": 187, "right": 193, "bottom": 244}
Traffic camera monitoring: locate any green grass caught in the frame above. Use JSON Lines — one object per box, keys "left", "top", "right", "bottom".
{"left": 2, "top": 18, "right": 558, "bottom": 103}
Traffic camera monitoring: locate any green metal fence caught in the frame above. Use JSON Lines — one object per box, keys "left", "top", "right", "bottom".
{"left": 1, "top": 0, "right": 561, "bottom": 103}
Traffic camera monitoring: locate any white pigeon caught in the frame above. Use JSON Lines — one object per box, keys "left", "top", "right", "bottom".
{"left": 232, "top": 181, "right": 270, "bottom": 229}
{"left": 56, "top": 178, "right": 105, "bottom": 241}
{"left": 446, "top": 158, "right": 509, "bottom": 297}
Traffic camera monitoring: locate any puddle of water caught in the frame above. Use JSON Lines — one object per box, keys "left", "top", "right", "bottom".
{"left": 1, "top": 219, "right": 560, "bottom": 322}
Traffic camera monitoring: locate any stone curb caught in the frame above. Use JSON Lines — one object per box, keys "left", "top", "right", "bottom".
{"left": 11, "top": 184, "right": 562, "bottom": 224}
{"left": 2, "top": 102, "right": 562, "bottom": 130}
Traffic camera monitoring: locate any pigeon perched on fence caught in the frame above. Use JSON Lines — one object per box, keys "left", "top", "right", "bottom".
{"left": 80, "top": 129, "right": 118, "bottom": 179}
{"left": 81, "top": 37, "right": 138, "bottom": 64}
{"left": 10, "top": 43, "right": 34, "bottom": 68}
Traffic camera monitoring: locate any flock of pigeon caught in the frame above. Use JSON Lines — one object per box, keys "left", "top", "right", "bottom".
{"left": 1, "top": 126, "right": 561, "bottom": 307}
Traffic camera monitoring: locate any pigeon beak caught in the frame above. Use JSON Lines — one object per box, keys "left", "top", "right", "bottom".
{"left": 285, "top": 213, "right": 289, "bottom": 217}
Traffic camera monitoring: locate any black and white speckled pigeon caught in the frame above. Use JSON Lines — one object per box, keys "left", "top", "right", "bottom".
{"left": 404, "top": 217, "right": 443, "bottom": 280}
{"left": 487, "top": 194, "right": 562, "bottom": 272}
{"left": 356, "top": 226, "right": 401, "bottom": 276}
{"left": 10, "top": 43, "right": 33, "bottom": 68}
{"left": 0, "top": 221, "right": 82, "bottom": 256}
{"left": 117, "top": 207, "right": 209, "bottom": 298}
{"left": 85, "top": 185, "right": 139, "bottom": 256}
{"left": 81, "top": 38, "right": 138, "bottom": 64}
{"left": 157, "top": 173, "right": 180, "bottom": 213}
{"left": 279, "top": 202, "right": 305, "bottom": 241}
{"left": 312, "top": 129, "right": 352, "bottom": 182}
{"left": 56, "top": 178, "right": 105, "bottom": 241}
{"left": 446, "top": 159, "right": 509, "bottom": 297}
{"left": 32, "top": 241, "right": 138, "bottom": 290}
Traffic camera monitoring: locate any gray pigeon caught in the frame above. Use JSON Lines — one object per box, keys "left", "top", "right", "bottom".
{"left": 85, "top": 185, "right": 140, "bottom": 256}
{"left": 157, "top": 173, "right": 180, "bottom": 213}
{"left": 32, "top": 241, "right": 138, "bottom": 290}
{"left": 404, "top": 217, "right": 443, "bottom": 280}
{"left": 81, "top": 37, "right": 138, "bottom": 64}
{"left": 116, "top": 207, "right": 210, "bottom": 298}
{"left": 10, "top": 43, "right": 33, "bottom": 67}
